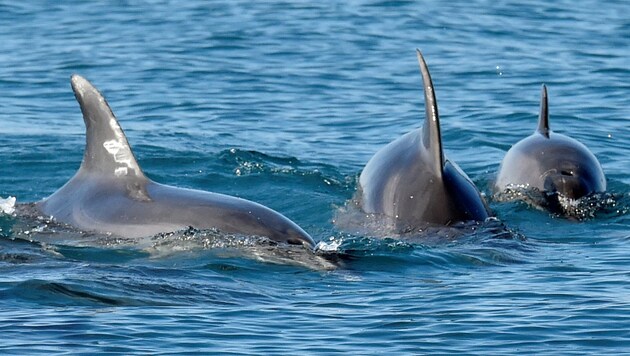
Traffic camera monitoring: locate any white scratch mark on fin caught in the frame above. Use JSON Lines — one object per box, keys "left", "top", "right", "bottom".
{"left": 114, "top": 167, "right": 128, "bottom": 177}
{"left": 103, "top": 122, "right": 139, "bottom": 178}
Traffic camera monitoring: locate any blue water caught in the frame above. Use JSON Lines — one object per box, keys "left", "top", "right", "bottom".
{"left": 1, "top": 0, "right": 629, "bottom": 354}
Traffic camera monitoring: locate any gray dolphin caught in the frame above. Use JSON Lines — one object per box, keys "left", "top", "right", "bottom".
{"left": 35, "top": 75, "right": 315, "bottom": 248}
{"left": 353, "top": 50, "right": 491, "bottom": 230}
{"left": 494, "top": 85, "right": 606, "bottom": 213}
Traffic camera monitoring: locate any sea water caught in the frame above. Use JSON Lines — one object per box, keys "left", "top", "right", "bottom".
{"left": 0, "top": 1, "right": 629, "bottom": 354}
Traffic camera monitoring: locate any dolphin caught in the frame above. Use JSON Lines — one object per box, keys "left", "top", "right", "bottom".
{"left": 494, "top": 84, "right": 606, "bottom": 213}
{"left": 351, "top": 50, "right": 491, "bottom": 231}
{"left": 35, "top": 75, "right": 315, "bottom": 248}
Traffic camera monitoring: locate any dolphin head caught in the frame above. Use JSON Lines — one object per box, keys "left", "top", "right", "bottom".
{"left": 538, "top": 140, "right": 605, "bottom": 200}
{"left": 495, "top": 85, "right": 605, "bottom": 204}
{"left": 516, "top": 132, "right": 606, "bottom": 200}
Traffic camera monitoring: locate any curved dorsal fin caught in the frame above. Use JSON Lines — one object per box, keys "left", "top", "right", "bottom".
{"left": 416, "top": 49, "right": 444, "bottom": 176}
{"left": 536, "top": 84, "right": 550, "bottom": 138}
{"left": 71, "top": 75, "right": 146, "bottom": 181}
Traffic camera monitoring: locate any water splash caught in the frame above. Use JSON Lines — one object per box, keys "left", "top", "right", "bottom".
{"left": 0, "top": 196, "right": 16, "bottom": 215}
{"left": 333, "top": 198, "right": 509, "bottom": 242}
{"left": 494, "top": 185, "right": 624, "bottom": 220}
{"left": 5, "top": 209, "right": 340, "bottom": 270}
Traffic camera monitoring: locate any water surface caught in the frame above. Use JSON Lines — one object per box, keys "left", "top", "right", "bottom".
{"left": 0, "top": 1, "right": 629, "bottom": 354}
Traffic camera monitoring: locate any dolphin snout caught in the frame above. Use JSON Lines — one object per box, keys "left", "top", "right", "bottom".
{"left": 543, "top": 170, "right": 592, "bottom": 200}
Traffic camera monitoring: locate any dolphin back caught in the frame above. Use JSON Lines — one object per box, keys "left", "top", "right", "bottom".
{"left": 357, "top": 51, "right": 490, "bottom": 228}
{"left": 36, "top": 75, "right": 315, "bottom": 248}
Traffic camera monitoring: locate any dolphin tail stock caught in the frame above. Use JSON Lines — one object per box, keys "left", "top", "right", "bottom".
{"left": 70, "top": 75, "right": 147, "bottom": 181}
{"left": 536, "top": 84, "right": 550, "bottom": 138}
{"left": 415, "top": 49, "right": 445, "bottom": 177}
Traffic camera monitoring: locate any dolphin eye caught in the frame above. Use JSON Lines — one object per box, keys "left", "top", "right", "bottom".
{"left": 561, "top": 170, "right": 573, "bottom": 176}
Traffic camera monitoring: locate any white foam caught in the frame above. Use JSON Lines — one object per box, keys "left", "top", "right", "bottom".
{"left": 315, "top": 237, "right": 342, "bottom": 252}
{"left": 0, "top": 196, "right": 16, "bottom": 215}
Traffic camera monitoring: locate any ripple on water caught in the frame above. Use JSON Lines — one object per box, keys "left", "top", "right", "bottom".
{"left": 1, "top": 0, "right": 629, "bottom": 354}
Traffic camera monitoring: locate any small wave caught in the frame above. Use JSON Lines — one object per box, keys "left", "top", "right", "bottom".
{"left": 494, "top": 185, "right": 624, "bottom": 220}
{"left": 0, "top": 240, "right": 48, "bottom": 265}
{"left": 218, "top": 148, "right": 354, "bottom": 190}
{"left": 8, "top": 200, "right": 529, "bottom": 272}
{"left": 148, "top": 227, "right": 339, "bottom": 270}
{"left": 321, "top": 216, "right": 529, "bottom": 270}
{"left": 555, "top": 192, "right": 625, "bottom": 220}
{"left": 6, "top": 279, "right": 141, "bottom": 307}
{"left": 333, "top": 198, "right": 516, "bottom": 241}
{"left": 7, "top": 211, "right": 340, "bottom": 270}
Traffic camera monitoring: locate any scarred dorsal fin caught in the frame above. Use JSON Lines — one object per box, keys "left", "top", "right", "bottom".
{"left": 71, "top": 75, "right": 147, "bottom": 181}
{"left": 416, "top": 49, "right": 444, "bottom": 177}
{"left": 537, "top": 84, "right": 550, "bottom": 138}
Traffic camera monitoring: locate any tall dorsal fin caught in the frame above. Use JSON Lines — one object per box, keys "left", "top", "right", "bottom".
{"left": 536, "top": 84, "right": 550, "bottom": 138}
{"left": 71, "top": 75, "right": 146, "bottom": 181}
{"left": 416, "top": 49, "right": 444, "bottom": 176}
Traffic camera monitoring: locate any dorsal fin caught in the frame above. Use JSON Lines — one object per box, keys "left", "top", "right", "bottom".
{"left": 536, "top": 84, "right": 550, "bottom": 138}
{"left": 416, "top": 49, "right": 444, "bottom": 176}
{"left": 71, "top": 75, "right": 147, "bottom": 181}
